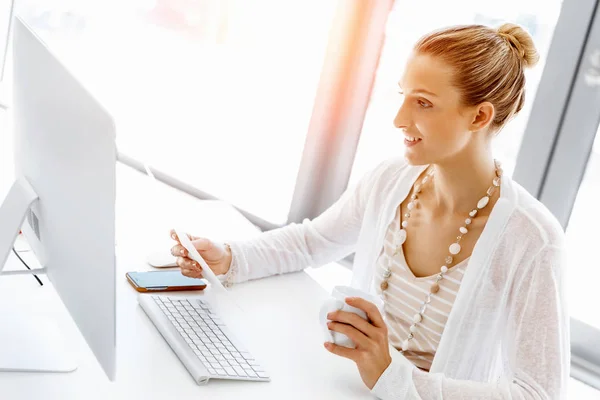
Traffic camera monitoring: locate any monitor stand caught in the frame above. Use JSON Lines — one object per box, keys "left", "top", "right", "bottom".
{"left": 0, "top": 178, "right": 77, "bottom": 373}
{"left": 0, "top": 310, "right": 77, "bottom": 373}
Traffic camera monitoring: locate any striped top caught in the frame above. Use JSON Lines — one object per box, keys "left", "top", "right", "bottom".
{"left": 374, "top": 205, "right": 469, "bottom": 372}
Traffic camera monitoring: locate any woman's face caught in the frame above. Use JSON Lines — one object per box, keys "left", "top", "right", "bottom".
{"left": 394, "top": 52, "right": 485, "bottom": 166}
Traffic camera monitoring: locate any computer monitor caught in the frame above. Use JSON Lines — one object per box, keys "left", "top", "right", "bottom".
{"left": 0, "top": 16, "right": 116, "bottom": 380}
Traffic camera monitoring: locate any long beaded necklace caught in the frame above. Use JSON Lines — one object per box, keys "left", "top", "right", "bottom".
{"left": 379, "top": 160, "right": 503, "bottom": 353}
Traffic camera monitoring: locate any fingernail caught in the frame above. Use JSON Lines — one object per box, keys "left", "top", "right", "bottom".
{"left": 324, "top": 342, "right": 331, "bottom": 349}
{"left": 180, "top": 249, "right": 185, "bottom": 255}
{"left": 326, "top": 313, "right": 332, "bottom": 319}
{"left": 171, "top": 234, "right": 176, "bottom": 239}
{"left": 346, "top": 297, "right": 355, "bottom": 303}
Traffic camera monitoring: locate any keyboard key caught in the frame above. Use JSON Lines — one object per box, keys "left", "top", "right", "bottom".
{"left": 206, "top": 356, "right": 217, "bottom": 364}
{"left": 210, "top": 348, "right": 220, "bottom": 356}
{"left": 192, "top": 337, "right": 203, "bottom": 344}
{"left": 219, "top": 360, "right": 229, "bottom": 368}
{"left": 224, "top": 367, "right": 237, "bottom": 377}
{"left": 252, "top": 366, "right": 267, "bottom": 374}
{"left": 246, "top": 370, "right": 258, "bottom": 378}
{"left": 233, "top": 366, "right": 247, "bottom": 377}
{"left": 256, "top": 371, "right": 269, "bottom": 379}
{"left": 215, "top": 368, "right": 227, "bottom": 376}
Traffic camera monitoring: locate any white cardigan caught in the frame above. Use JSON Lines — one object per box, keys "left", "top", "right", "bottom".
{"left": 226, "top": 157, "right": 570, "bottom": 399}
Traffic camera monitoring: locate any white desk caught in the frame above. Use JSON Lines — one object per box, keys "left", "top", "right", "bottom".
{"left": 0, "top": 164, "right": 373, "bottom": 400}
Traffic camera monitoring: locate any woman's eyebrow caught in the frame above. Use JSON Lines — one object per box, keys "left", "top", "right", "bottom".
{"left": 397, "top": 84, "right": 438, "bottom": 97}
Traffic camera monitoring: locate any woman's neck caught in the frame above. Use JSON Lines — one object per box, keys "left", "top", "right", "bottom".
{"left": 425, "top": 154, "right": 498, "bottom": 216}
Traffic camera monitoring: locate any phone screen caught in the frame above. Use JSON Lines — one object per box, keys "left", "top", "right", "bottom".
{"left": 128, "top": 270, "right": 206, "bottom": 289}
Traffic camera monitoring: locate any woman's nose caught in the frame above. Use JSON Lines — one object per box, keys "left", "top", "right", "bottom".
{"left": 393, "top": 103, "right": 410, "bottom": 130}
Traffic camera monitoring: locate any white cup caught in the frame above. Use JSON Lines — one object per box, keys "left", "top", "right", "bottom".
{"left": 319, "top": 285, "right": 384, "bottom": 348}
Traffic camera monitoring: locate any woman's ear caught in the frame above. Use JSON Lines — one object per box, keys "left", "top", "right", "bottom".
{"left": 469, "top": 102, "right": 495, "bottom": 132}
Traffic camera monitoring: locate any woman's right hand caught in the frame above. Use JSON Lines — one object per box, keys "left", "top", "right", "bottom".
{"left": 169, "top": 229, "right": 232, "bottom": 279}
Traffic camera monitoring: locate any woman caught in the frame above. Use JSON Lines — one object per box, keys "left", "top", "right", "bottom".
{"left": 170, "top": 23, "right": 568, "bottom": 399}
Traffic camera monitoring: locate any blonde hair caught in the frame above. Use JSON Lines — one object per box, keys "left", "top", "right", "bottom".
{"left": 414, "top": 23, "right": 539, "bottom": 131}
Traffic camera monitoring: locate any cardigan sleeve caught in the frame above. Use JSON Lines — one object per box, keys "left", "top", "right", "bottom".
{"left": 371, "top": 243, "right": 570, "bottom": 399}
{"left": 223, "top": 160, "right": 393, "bottom": 284}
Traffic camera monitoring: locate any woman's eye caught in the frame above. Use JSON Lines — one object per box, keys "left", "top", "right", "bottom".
{"left": 418, "top": 100, "right": 431, "bottom": 108}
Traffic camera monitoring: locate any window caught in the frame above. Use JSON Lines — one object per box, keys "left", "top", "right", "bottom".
{"left": 566, "top": 131, "right": 600, "bottom": 330}
{"left": 570, "top": 377, "right": 600, "bottom": 398}
{"left": 18, "top": 0, "right": 339, "bottom": 225}
{"left": 349, "top": 0, "right": 563, "bottom": 184}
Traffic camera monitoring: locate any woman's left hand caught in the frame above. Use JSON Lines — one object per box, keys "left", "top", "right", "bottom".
{"left": 324, "top": 297, "right": 392, "bottom": 390}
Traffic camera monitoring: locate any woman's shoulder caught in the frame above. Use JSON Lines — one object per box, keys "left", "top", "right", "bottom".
{"left": 503, "top": 178, "right": 565, "bottom": 249}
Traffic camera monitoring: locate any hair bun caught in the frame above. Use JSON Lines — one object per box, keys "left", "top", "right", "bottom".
{"left": 497, "top": 23, "right": 539, "bottom": 68}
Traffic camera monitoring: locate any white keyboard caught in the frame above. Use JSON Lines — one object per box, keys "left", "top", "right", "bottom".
{"left": 138, "top": 294, "right": 270, "bottom": 385}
